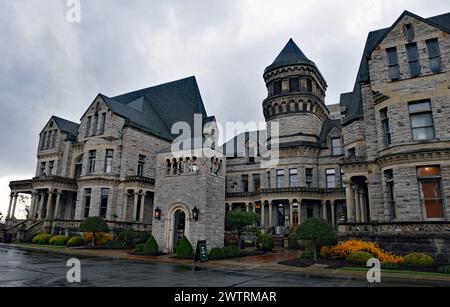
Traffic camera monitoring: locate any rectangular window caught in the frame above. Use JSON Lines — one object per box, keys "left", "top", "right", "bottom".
{"left": 404, "top": 23, "right": 414, "bottom": 41}
{"left": 99, "top": 112, "right": 106, "bottom": 135}
{"left": 307, "top": 79, "right": 312, "bottom": 92}
{"left": 408, "top": 100, "right": 435, "bottom": 141}
{"left": 84, "top": 188, "right": 91, "bottom": 218}
{"left": 386, "top": 47, "right": 400, "bottom": 80}
{"left": 380, "top": 108, "right": 391, "bottom": 146}
{"left": 273, "top": 80, "right": 282, "bottom": 95}
{"left": 305, "top": 168, "right": 313, "bottom": 187}
{"left": 289, "top": 169, "right": 299, "bottom": 187}
{"left": 241, "top": 175, "right": 249, "bottom": 192}
{"left": 48, "top": 161, "right": 54, "bottom": 176}
{"left": 331, "top": 137, "right": 342, "bottom": 156}
{"left": 276, "top": 169, "right": 285, "bottom": 188}
{"left": 384, "top": 169, "right": 396, "bottom": 219}
{"left": 267, "top": 171, "right": 271, "bottom": 189}
{"left": 253, "top": 174, "right": 261, "bottom": 192}
{"left": 348, "top": 148, "right": 356, "bottom": 158}
{"left": 100, "top": 188, "right": 109, "bottom": 218}
{"left": 137, "top": 155, "right": 146, "bottom": 176}
{"left": 88, "top": 150, "right": 96, "bottom": 174}
{"left": 40, "top": 132, "right": 47, "bottom": 150}
{"left": 406, "top": 43, "right": 421, "bottom": 77}
{"left": 40, "top": 162, "right": 46, "bottom": 176}
{"left": 86, "top": 116, "right": 91, "bottom": 138}
{"left": 91, "top": 114, "right": 98, "bottom": 136}
{"left": 51, "top": 131, "right": 57, "bottom": 148}
{"left": 45, "top": 131, "right": 51, "bottom": 149}
{"left": 104, "top": 149, "right": 113, "bottom": 173}
{"left": 417, "top": 166, "right": 444, "bottom": 219}
{"left": 289, "top": 78, "right": 299, "bottom": 92}
{"left": 326, "top": 169, "right": 336, "bottom": 188}
{"left": 426, "top": 39, "right": 441, "bottom": 73}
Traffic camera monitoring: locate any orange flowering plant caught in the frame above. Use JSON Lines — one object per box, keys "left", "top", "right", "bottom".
{"left": 320, "top": 240, "right": 404, "bottom": 264}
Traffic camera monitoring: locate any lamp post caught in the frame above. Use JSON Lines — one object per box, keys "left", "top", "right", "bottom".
{"left": 192, "top": 206, "right": 199, "bottom": 221}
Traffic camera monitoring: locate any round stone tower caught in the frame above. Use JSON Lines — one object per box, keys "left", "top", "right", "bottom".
{"left": 263, "top": 39, "right": 329, "bottom": 147}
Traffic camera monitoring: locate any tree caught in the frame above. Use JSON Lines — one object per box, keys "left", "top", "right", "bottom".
{"left": 225, "top": 211, "right": 259, "bottom": 249}
{"left": 295, "top": 218, "right": 336, "bottom": 261}
{"left": 79, "top": 217, "right": 109, "bottom": 246}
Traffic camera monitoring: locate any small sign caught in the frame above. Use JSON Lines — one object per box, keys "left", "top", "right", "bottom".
{"left": 194, "top": 240, "right": 208, "bottom": 263}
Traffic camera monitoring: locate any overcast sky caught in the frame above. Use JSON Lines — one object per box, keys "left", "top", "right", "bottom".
{"left": 0, "top": 0, "right": 448, "bottom": 218}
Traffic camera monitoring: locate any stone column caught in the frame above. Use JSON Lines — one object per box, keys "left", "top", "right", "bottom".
{"left": 6, "top": 193, "right": 14, "bottom": 220}
{"left": 132, "top": 192, "right": 139, "bottom": 221}
{"left": 122, "top": 192, "right": 129, "bottom": 221}
{"left": 355, "top": 187, "right": 361, "bottom": 223}
{"left": 261, "top": 202, "right": 265, "bottom": 227}
{"left": 289, "top": 202, "right": 293, "bottom": 227}
{"left": 54, "top": 191, "right": 62, "bottom": 220}
{"left": 245, "top": 203, "right": 249, "bottom": 212}
{"left": 45, "top": 191, "right": 53, "bottom": 219}
{"left": 359, "top": 189, "right": 366, "bottom": 223}
{"left": 322, "top": 201, "right": 328, "bottom": 222}
{"left": 268, "top": 202, "right": 273, "bottom": 228}
{"left": 331, "top": 201, "right": 336, "bottom": 227}
{"left": 10, "top": 193, "right": 18, "bottom": 220}
{"left": 139, "top": 193, "right": 146, "bottom": 222}
{"left": 38, "top": 192, "right": 45, "bottom": 220}
{"left": 253, "top": 204, "right": 256, "bottom": 214}
{"left": 345, "top": 182, "right": 355, "bottom": 223}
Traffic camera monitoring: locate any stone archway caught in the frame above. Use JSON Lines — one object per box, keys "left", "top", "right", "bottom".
{"left": 164, "top": 203, "right": 191, "bottom": 253}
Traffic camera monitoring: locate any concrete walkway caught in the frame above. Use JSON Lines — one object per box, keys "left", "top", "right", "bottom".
{"left": 5, "top": 243, "right": 450, "bottom": 286}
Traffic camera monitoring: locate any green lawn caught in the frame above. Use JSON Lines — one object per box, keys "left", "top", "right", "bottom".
{"left": 341, "top": 266, "right": 450, "bottom": 277}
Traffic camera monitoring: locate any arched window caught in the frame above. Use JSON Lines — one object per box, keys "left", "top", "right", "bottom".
{"left": 166, "top": 159, "right": 171, "bottom": 175}
{"left": 172, "top": 159, "right": 178, "bottom": 175}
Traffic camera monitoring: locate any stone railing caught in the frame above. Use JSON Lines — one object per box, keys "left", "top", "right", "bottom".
{"left": 226, "top": 187, "right": 345, "bottom": 198}
{"left": 53, "top": 220, "right": 152, "bottom": 232}
{"left": 338, "top": 221, "right": 450, "bottom": 237}
{"left": 32, "top": 175, "right": 77, "bottom": 185}
{"left": 125, "top": 176, "right": 155, "bottom": 185}
{"left": 340, "top": 155, "right": 368, "bottom": 164}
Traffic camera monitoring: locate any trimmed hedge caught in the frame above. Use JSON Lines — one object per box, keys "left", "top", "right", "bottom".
{"left": 381, "top": 262, "right": 399, "bottom": 270}
{"left": 209, "top": 247, "right": 225, "bottom": 259}
{"left": 49, "top": 235, "right": 69, "bottom": 246}
{"left": 67, "top": 236, "right": 85, "bottom": 247}
{"left": 176, "top": 236, "right": 194, "bottom": 259}
{"left": 106, "top": 240, "right": 127, "bottom": 249}
{"left": 257, "top": 233, "right": 273, "bottom": 252}
{"left": 134, "top": 243, "right": 145, "bottom": 253}
{"left": 438, "top": 265, "right": 450, "bottom": 274}
{"left": 346, "top": 251, "right": 374, "bottom": 265}
{"left": 403, "top": 253, "right": 434, "bottom": 268}
{"left": 32, "top": 234, "right": 52, "bottom": 245}
{"left": 143, "top": 234, "right": 159, "bottom": 256}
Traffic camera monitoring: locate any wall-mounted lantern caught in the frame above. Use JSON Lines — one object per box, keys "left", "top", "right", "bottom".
{"left": 192, "top": 206, "right": 199, "bottom": 221}
{"left": 154, "top": 207, "right": 161, "bottom": 220}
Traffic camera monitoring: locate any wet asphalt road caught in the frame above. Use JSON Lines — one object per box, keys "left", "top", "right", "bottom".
{"left": 0, "top": 244, "right": 414, "bottom": 287}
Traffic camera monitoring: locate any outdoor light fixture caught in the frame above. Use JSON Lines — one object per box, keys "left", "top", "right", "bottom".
{"left": 192, "top": 206, "right": 199, "bottom": 221}
{"left": 154, "top": 207, "right": 161, "bottom": 220}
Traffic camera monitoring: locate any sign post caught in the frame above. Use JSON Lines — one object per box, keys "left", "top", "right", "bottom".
{"left": 193, "top": 240, "right": 208, "bottom": 270}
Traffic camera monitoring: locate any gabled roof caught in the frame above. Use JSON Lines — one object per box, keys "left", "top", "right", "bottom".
{"left": 340, "top": 11, "right": 450, "bottom": 126}
{"left": 265, "top": 39, "right": 316, "bottom": 73}
{"left": 319, "top": 119, "right": 341, "bottom": 147}
{"left": 49, "top": 116, "right": 79, "bottom": 138}
{"left": 96, "top": 76, "right": 208, "bottom": 141}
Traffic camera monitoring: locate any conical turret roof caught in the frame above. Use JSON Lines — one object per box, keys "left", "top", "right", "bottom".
{"left": 265, "top": 38, "right": 316, "bottom": 73}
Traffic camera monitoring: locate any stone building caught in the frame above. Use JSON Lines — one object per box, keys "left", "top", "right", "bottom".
{"left": 4, "top": 10, "right": 450, "bottom": 259}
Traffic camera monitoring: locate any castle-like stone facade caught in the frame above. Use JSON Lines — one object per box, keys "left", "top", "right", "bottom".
{"left": 5, "top": 11, "right": 450, "bottom": 259}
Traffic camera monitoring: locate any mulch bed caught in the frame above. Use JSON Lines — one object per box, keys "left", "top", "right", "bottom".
{"left": 279, "top": 258, "right": 449, "bottom": 273}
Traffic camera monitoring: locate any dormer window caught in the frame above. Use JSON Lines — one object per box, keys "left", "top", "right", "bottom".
{"left": 404, "top": 23, "right": 414, "bottom": 42}
{"left": 331, "top": 137, "right": 343, "bottom": 156}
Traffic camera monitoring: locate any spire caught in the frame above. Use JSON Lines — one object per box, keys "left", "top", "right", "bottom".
{"left": 265, "top": 38, "right": 315, "bottom": 73}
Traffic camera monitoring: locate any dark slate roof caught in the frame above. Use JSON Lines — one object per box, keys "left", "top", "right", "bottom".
{"left": 99, "top": 76, "right": 208, "bottom": 141}
{"left": 265, "top": 39, "right": 317, "bottom": 73}
{"left": 51, "top": 116, "right": 79, "bottom": 138}
{"left": 340, "top": 11, "right": 450, "bottom": 126}
{"left": 319, "top": 119, "right": 341, "bottom": 147}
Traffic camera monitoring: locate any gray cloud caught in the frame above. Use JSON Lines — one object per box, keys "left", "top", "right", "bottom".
{"left": 0, "top": 0, "right": 449, "bottom": 214}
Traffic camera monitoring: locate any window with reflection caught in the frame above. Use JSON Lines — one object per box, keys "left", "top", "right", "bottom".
{"left": 408, "top": 100, "right": 435, "bottom": 141}
{"left": 417, "top": 166, "right": 444, "bottom": 219}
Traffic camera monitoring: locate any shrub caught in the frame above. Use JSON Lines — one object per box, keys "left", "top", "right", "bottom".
{"left": 83, "top": 232, "right": 112, "bottom": 246}
{"left": 79, "top": 217, "right": 109, "bottom": 246}
{"left": 134, "top": 243, "right": 145, "bottom": 253}
{"left": 320, "top": 240, "right": 403, "bottom": 264}
{"left": 209, "top": 247, "right": 225, "bottom": 259}
{"left": 225, "top": 211, "right": 260, "bottom": 249}
{"left": 49, "top": 235, "right": 69, "bottom": 246}
{"left": 117, "top": 230, "right": 151, "bottom": 246}
{"left": 403, "top": 253, "right": 434, "bottom": 268}
{"left": 299, "top": 250, "right": 314, "bottom": 260}
{"left": 257, "top": 233, "right": 273, "bottom": 252}
{"left": 106, "top": 240, "right": 127, "bottom": 249}
{"left": 32, "top": 234, "right": 52, "bottom": 245}
{"left": 143, "top": 234, "right": 159, "bottom": 256}
{"left": 382, "top": 262, "right": 400, "bottom": 270}
{"left": 438, "top": 265, "right": 450, "bottom": 274}
{"left": 295, "top": 218, "right": 336, "bottom": 260}
{"left": 223, "top": 246, "right": 240, "bottom": 258}
{"left": 176, "top": 236, "right": 194, "bottom": 259}
{"left": 67, "top": 236, "right": 85, "bottom": 247}
{"left": 346, "top": 251, "right": 375, "bottom": 265}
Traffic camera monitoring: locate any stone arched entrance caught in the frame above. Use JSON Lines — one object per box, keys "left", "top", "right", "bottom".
{"left": 164, "top": 203, "right": 190, "bottom": 253}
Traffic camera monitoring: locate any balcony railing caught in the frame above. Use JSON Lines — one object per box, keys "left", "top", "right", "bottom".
{"left": 226, "top": 187, "right": 345, "bottom": 198}
{"left": 32, "top": 175, "right": 77, "bottom": 185}
{"left": 340, "top": 155, "right": 368, "bottom": 164}
{"left": 338, "top": 221, "right": 450, "bottom": 237}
